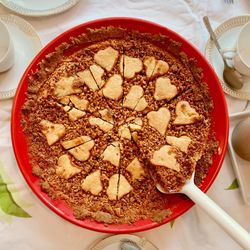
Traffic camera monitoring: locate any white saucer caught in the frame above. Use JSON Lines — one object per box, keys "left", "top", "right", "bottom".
{"left": 1, "top": 0, "right": 79, "bottom": 17}
{"left": 90, "top": 234, "right": 158, "bottom": 250}
{"left": 0, "top": 15, "right": 42, "bottom": 100}
{"left": 205, "top": 15, "right": 250, "bottom": 100}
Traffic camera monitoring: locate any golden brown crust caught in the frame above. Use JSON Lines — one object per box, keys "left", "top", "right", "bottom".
{"left": 21, "top": 26, "right": 217, "bottom": 224}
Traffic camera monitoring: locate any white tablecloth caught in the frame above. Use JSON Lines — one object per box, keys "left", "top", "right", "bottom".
{"left": 0, "top": 1, "right": 250, "bottom": 249}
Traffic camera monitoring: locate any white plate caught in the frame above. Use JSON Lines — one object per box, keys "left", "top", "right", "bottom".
{"left": 90, "top": 234, "right": 158, "bottom": 250}
{"left": 205, "top": 15, "right": 250, "bottom": 100}
{"left": 228, "top": 110, "right": 250, "bottom": 205}
{"left": 1, "top": 0, "right": 79, "bottom": 17}
{"left": 0, "top": 15, "right": 42, "bottom": 100}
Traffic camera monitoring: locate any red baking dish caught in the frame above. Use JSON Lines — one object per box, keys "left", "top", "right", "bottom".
{"left": 11, "top": 17, "right": 229, "bottom": 233}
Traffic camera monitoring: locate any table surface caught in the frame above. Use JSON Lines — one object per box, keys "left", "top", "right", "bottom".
{"left": 0, "top": 1, "right": 250, "bottom": 249}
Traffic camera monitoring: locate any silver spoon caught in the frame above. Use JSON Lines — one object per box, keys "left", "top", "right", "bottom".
{"left": 120, "top": 240, "right": 141, "bottom": 250}
{"left": 156, "top": 172, "right": 250, "bottom": 249}
{"left": 203, "top": 16, "right": 243, "bottom": 90}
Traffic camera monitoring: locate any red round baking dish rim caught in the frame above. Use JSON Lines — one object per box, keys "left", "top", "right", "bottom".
{"left": 11, "top": 17, "right": 229, "bottom": 233}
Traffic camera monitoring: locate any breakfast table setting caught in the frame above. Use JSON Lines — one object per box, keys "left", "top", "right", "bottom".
{"left": 0, "top": 0, "right": 250, "bottom": 249}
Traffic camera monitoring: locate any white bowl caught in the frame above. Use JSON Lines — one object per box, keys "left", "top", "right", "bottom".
{"left": 0, "top": 19, "right": 15, "bottom": 72}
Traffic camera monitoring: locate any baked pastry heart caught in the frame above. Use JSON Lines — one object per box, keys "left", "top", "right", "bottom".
{"left": 147, "top": 107, "right": 171, "bottom": 136}
{"left": 173, "top": 101, "right": 201, "bottom": 125}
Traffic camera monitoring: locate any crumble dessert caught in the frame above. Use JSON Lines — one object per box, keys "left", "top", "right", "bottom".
{"left": 21, "top": 26, "right": 218, "bottom": 224}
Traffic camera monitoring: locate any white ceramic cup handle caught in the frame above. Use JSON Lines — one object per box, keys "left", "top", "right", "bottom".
{"left": 182, "top": 183, "right": 250, "bottom": 250}
{"left": 221, "top": 48, "right": 237, "bottom": 60}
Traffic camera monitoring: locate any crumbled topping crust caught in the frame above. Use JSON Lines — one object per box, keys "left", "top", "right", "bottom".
{"left": 21, "top": 26, "right": 217, "bottom": 224}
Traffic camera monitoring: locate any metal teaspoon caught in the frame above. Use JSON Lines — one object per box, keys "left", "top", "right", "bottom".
{"left": 203, "top": 16, "right": 243, "bottom": 90}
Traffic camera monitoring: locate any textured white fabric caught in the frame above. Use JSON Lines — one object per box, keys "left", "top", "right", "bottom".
{"left": 0, "top": 1, "right": 250, "bottom": 249}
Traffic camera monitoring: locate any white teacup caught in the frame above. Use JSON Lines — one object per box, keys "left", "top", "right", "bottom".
{"left": 0, "top": 19, "right": 15, "bottom": 73}
{"left": 222, "top": 21, "right": 250, "bottom": 76}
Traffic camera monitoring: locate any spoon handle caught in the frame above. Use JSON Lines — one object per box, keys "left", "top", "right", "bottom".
{"left": 203, "top": 16, "right": 222, "bottom": 51}
{"left": 182, "top": 182, "right": 250, "bottom": 249}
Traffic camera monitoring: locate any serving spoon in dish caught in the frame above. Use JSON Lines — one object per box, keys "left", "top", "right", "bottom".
{"left": 156, "top": 173, "right": 250, "bottom": 249}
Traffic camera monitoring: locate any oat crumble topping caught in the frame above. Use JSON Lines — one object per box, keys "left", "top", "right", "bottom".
{"left": 21, "top": 26, "right": 218, "bottom": 224}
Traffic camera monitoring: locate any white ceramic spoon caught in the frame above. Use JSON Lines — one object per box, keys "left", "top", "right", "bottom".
{"left": 157, "top": 173, "right": 250, "bottom": 249}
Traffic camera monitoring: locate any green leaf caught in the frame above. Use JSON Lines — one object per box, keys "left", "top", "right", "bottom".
{"left": 225, "top": 178, "right": 239, "bottom": 190}
{"left": 0, "top": 174, "right": 31, "bottom": 218}
{"left": 170, "top": 219, "right": 175, "bottom": 228}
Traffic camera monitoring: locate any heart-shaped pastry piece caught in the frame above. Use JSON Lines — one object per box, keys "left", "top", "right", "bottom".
{"left": 153, "top": 60, "right": 169, "bottom": 77}
{"left": 143, "top": 57, "right": 169, "bottom": 78}
{"left": 77, "top": 69, "right": 98, "bottom": 91}
{"left": 89, "top": 117, "right": 113, "bottom": 132}
{"left": 166, "top": 135, "right": 191, "bottom": 153}
{"left": 99, "top": 109, "right": 114, "bottom": 124}
{"left": 56, "top": 154, "right": 81, "bottom": 179}
{"left": 68, "top": 140, "right": 95, "bottom": 161}
{"left": 107, "top": 174, "right": 132, "bottom": 200}
{"left": 61, "top": 136, "right": 92, "bottom": 149}
{"left": 120, "top": 55, "right": 143, "bottom": 79}
{"left": 117, "top": 174, "right": 133, "bottom": 199}
{"left": 147, "top": 107, "right": 171, "bottom": 136}
{"left": 89, "top": 108, "right": 114, "bottom": 132}
{"left": 173, "top": 101, "right": 201, "bottom": 125}
{"left": 102, "top": 74, "right": 123, "bottom": 100}
{"left": 90, "top": 64, "right": 105, "bottom": 88}
{"left": 101, "top": 142, "right": 121, "bottom": 167}
{"left": 94, "top": 46, "right": 119, "bottom": 72}
{"left": 68, "top": 108, "right": 86, "bottom": 122}
{"left": 154, "top": 77, "right": 178, "bottom": 101}
{"left": 106, "top": 173, "right": 119, "bottom": 200}
{"left": 126, "top": 157, "right": 145, "bottom": 180}
{"left": 123, "top": 85, "right": 148, "bottom": 111}
{"left": 150, "top": 145, "right": 180, "bottom": 172}
{"left": 144, "top": 56, "right": 156, "bottom": 78}
{"left": 54, "top": 76, "right": 82, "bottom": 97}
{"left": 81, "top": 170, "right": 103, "bottom": 195}
{"left": 127, "top": 117, "right": 143, "bottom": 131}
{"left": 69, "top": 96, "right": 89, "bottom": 111}
{"left": 40, "top": 120, "right": 66, "bottom": 146}
{"left": 118, "top": 124, "right": 131, "bottom": 140}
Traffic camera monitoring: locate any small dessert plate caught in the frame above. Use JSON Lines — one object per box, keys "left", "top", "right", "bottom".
{"left": 228, "top": 109, "right": 250, "bottom": 205}
{"left": 1, "top": 0, "right": 79, "bottom": 17}
{"left": 205, "top": 15, "right": 250, "bottom": 100}
{"left": 0, "top": 15, "right": 42, "bottom": 100}
{"left": 90, "top": 234, "right": 158, "bottom": 250}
